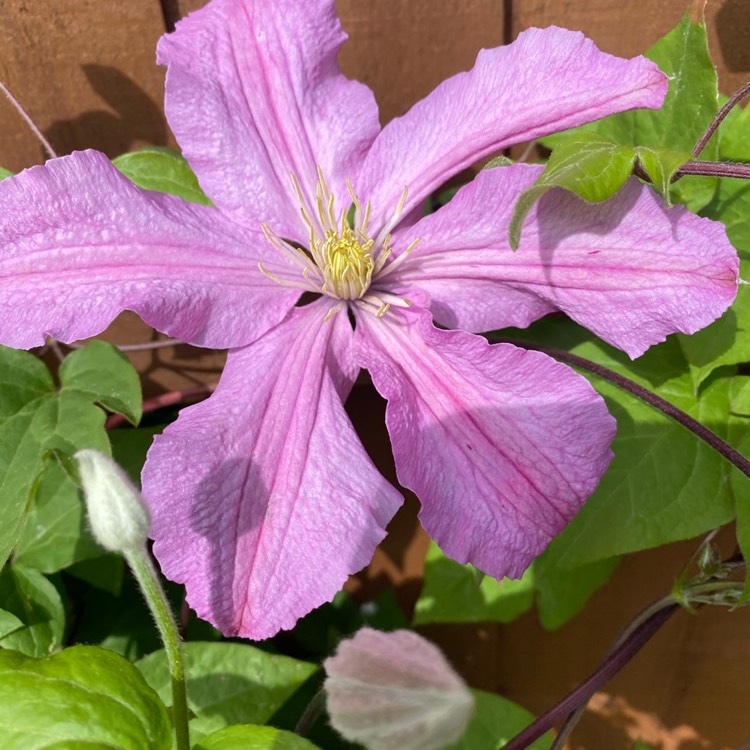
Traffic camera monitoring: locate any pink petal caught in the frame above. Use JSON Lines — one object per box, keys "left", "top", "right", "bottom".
{"left": 357, "top": 27, "right": 665, "bottom": 234}
{"left": 158, "top": 0, "right": 380, "bottom": 240}
{"left": 0, "top": 150, "right": 297, "bottom": 349}
{"left": 142, "top": 301, "right": 403, "bottom": 639}
{"left": 354, "top": 305, "right": 615, "bottom": 579}
{"left": 388, "top": 165, "right": 738, "bottom": 358}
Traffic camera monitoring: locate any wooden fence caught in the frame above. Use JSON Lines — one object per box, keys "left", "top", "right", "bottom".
{"left": 0, "top": 2, "right": 748, "bottom": 748}
{"left": 1, "top": 0, "right": 747, "bottom": 173}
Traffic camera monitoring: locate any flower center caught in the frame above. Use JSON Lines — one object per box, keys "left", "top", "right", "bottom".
{"left": 320, "top": 226, "right": 374, "bottom": 300}
{"left": 259, "top": 167, "right": 419, "bottom": 319}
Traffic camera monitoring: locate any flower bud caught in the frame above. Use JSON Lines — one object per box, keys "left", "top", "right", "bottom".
{"left": 324, "top": 628, "right": 474, "bottom": 750}
{"left": 74, "top": 449, "right": 151, "bottom": 554}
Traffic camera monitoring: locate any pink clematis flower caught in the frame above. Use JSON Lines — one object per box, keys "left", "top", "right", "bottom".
{"left": 0, "top": 0, "right": 738, "bottom": 639}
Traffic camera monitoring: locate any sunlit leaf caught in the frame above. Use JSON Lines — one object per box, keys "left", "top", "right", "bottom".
{"left": 509, "top": 133, "right": 636, "bottom": 248}
{"left": 0, "top": 645, "right": 171, "bottom": 749}
{"left": 541, "top": 12, "right": 719, "bottom": 212}
{"left": 445, "top": 689, "right": 551, "bottom": 750}
{"left": 195, "top": 725, "right": 321, "bottom": 750}
{"left": 414, "top": 541, "right": 535, "bottom": 625}
{"left": 136, "top": 641, "right": 318, "bottom": 739}
{"left": 114, "top": 147, "right": 212, "bottom": 205}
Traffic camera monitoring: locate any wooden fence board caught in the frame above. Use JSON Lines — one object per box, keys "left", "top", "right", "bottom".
{"left": 512, "top": 0, "right": 750, "bottom": 95}
{"left": 0, "top": 0, "right": 169, "bottom": 173}
{"left": 336, "top": 0, "right": 505, "bottom": 124}
{"left": 170, "top": 0, "right": 506, "bottom": 125}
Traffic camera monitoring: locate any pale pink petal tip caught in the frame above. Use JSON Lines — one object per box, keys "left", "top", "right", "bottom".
{"left": 324, "top": 628, "right": 475, "bottom": 750}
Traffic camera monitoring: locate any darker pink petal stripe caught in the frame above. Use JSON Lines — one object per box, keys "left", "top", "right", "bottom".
{"left": 143, "top": 301, "right": 403, "bottom": 639}
{"left": 389, "top": 164, "right": 738, "bottom": 357}
{"left": 0, "top": 150, "right": 297, "bottom": 349}
{"left": 355, "top": 305, "right": 615, "bottom": 579}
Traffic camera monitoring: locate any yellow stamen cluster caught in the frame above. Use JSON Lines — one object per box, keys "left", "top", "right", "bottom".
{"left": 320, "top": 223, "right": 374, "bottom": 300}
{"left": 259, "top": 166, "right": 419, "bottom": 319}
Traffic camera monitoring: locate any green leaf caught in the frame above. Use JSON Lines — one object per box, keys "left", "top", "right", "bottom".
{"left": 66, "top": 553, "right": 124, "bottom": 594}
{"left": 508, "top": 132, "right": 692, "bottom": 246}
{"left": 533, "top": 553, "right": 619, "bottom": 630}
{"left": 728, "top": 380, "right": 750, "bottom": 600}
{"left": 0, "top": 346, "right": 54, "bottom": 417}
{"left": 541, "top": 12, "right": 719, "bottom": 212}
{"left": 444, "top": 689, "right": 552, "bottom": 750}
{"left": 676, "top": 257, "right": 750, "bottom": 387}
{"left": 509, "top": 133, "right": 637, "bottom": 249}
{"left": 113, "top": 147, "right": 212, "bottom": 205}
{"left": 731, "top": 379, "right": 750, "bottom": 416}
{"left": 634, "top": 146, "right": 691, "bottom": 203}
{"left": 0, "top": 167, "right": 12, "bottom": 180}
{"left": 413, "top": 541, "right": 617, "bottom": 630}
{"left": 0, "top": 565, "right": 65, "bottom": 657}
{"left": 13, "top": 459, "right": 101, "bottom": 572}
{"left": 59, "top": 340, "right": 142, "bottom": 425}
{"left": 715, "top": 97, "right": 750, "bottom": 161}
{"left": 483, "top": 155, "right": 513, "bottom": 169}
{"left": 0, "top": 343, "right": 142, "bottom": 569}
{"left": 195, "top": 725, "right": 321, "bottom": 750}
{"left": 0, "top": 609, "right": 23, "bottom": 638}
{"left": 136, "top": 641, "right": 318, "bottom": 739}
{"left": 413, "top": 541, "right": 535, "bottom": 625}
{"left": 69, "top": 569, "right": 163, "bottom": 659}
{"left": 0, "top": 645, "right": 171, "bottom": 749}
{"left": 110, "top": 424, "right": 163, "bottom": 486}
{"left": 587, "top": 14, "right": 718, "bottom": 152}
{"left": 502, "top": 317, "right": 745, "bottom": 568}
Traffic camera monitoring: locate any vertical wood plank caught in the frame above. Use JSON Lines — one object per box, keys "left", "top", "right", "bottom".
{"left": 487, "top": 532, "right": 750, "bottom": 750}
{"left": 173, "top": 0, "right": 209, "bottom": 18}
{"left": 336, "top": 0, "right": 505, "bottom": 124}
{"left": 511, "top": 0, "right": 750, "bottom": 95}
{"left": 0, "top": 0, "right": 170, "bottom": 172}
{"left": 171, "top": 0, "right": 506, "bottom": 126}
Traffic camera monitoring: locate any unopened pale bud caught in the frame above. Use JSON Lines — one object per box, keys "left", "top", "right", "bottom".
{"left": 74, "top": 449, "right": 151, "bottom": 553}
{"left": 324, "top": 628, "right": 474, "bottom": 750}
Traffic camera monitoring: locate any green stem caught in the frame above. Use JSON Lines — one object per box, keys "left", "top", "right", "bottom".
{"left": 127, "top": 547, "right": 190, "bottom": 750}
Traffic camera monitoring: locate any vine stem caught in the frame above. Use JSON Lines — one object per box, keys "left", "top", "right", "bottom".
{"left": 0, "top": 81, "right": 58, "bottom": 159}
{"left": 294, "top": 690, "right": 326, "bottom": 737}
{"left": 675, "top": 160, "right": 750, "bottom": 180}
{"left": 692, "top": 80, "right": 750, "bottom": 158}
{"left": 502, "top": 576, "right": 747, "bottom": 750}
{"left": 548, "top": 594, "right": 675, "bottom": 750}
{"left": 500, "top": 602, "right": 679, "bottom": 750}
{"left": 105, "top": 382, "right": 216, "bottom": 430}
{"left": 62, "top": 337, "right": 184, "bottom": 352}
{"left": 493, "top": 336, "right": 750, "bottom": 748}
{"left": 493, "top": 338, "right": 750, "bottom": 481}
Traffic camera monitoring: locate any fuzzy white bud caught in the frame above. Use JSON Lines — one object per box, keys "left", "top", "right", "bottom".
{"left": 324, "top": 628, "right": 474, "bottom": 750}
{"left": 74, "top": 449, "right": 151, "bottom": 554}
